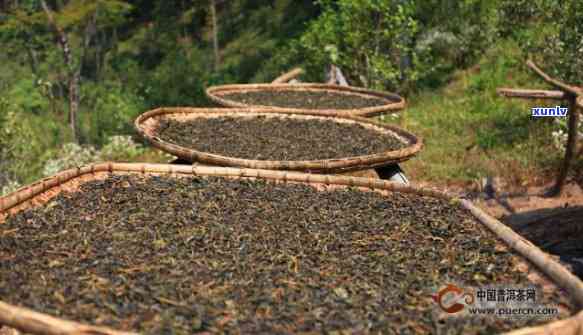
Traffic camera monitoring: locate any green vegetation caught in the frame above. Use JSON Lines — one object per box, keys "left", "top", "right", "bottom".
{"left": 0, "top": 0, "right": 581, "bottom": 194}
{"left": 0, "top": 0, "right": 319, "bottom": 189}
{"left": 400, "top": 40, "right": 563, "bottom": 185}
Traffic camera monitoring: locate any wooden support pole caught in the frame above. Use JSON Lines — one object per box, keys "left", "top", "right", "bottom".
{"left": 496, "top": 88, "right": 565, "bottom": 100}
{"left": 547, "top": 95, "right": 580, "bottom": 196}
{"left": 499, "top": 60, "right": 582, "bottom": 197}
{"left": 271, "top": 68, "right": 304, "bottom": 84}
{"left": 0, "top": 301, "right": 136, "bottom": 335}
{"left": 526, "top": 60, "right": 581, "bottom": 96}
{"left": 525, "top": 61, "right": 582, "bottom": 197}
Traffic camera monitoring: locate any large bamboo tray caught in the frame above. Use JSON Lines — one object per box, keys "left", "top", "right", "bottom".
{"left": 1, "top": 163, "right": 583, "bottom": 335}
{"left": 205, "top": 83, "right": 406, "bottom": 117}
{"left": 134, "top": 108, "right": 422, "bottom": 173}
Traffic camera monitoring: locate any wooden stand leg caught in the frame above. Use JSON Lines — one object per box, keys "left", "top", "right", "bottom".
{"left": 498, "top": 61, "right": 582, "bottom": 198}
{"left": 170, "top": 157, "right": 192, "bottom": 165}
{"left": 547, "top": 96, "right": 580, "bottom": 197}
{"left": 375, "top": 164, "right": 409, "bottom": 184}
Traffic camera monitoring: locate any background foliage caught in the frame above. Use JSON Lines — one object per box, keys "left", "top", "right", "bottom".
{"left": 0, "top": 0, "right": 580, "bottom": 193}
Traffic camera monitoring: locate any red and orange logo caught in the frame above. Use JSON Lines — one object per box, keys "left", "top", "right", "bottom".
{"left": 432, "top": 284, "right": 475, "bottom": 313}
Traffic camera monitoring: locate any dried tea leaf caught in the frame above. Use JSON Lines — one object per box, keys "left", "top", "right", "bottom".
{"left": 220, "top": 90, "right": 388, "bottom": 110}
{"left": 155, "top": 117, "right": 404, "bottom": 161}
{"left": 0, "top": 175, "right": 571, "bottom": 334}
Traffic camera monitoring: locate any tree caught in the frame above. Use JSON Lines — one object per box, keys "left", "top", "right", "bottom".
{"left": 298, "top": 0, "right": 419, "bottom": 91}
{"left": 1, "top": 0, "right": 132, "bottom": 143}
{"left": 40, "top": 0, "right": 80, "bottom": 142}
{"left": 293, "top": 0, "right": 503, "bottom": 91}
{"left": 0, "top": 1, "right": 49, "bottom": 76}
{"left": 539, "top": 0, "right": 582, "bottom": 84}
{"left": 38, "top": 0, "right": 131, "bottom": 143}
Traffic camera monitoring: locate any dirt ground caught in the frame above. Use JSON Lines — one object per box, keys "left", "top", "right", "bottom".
{"left": 414, "top": 177, "right": 583, "bottom": 279}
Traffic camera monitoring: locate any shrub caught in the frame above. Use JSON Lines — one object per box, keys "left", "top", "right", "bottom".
{"left": 136, "top": 49, "right": 212, "bottom": 108}
{"left": 551, "top": 118, "right": 583, "bottom": 151}
{"left": 42, "top": 135, "right": 147, "bottom": 177}
{"left": 42, "top": 143, "right": 99, "bottom": 177}
{"left": 538, "top": 0, "right": 583, "bottom": 84}
{"left": 503, "top": 0, "right": 583, "bottom": 84}
{"left": 99, "top": 135, "right": 145, "bottom": 161}
{"left": 1, "top": 179, "right": 22, "bottom": 197}
{"left": 296, "top": 0, "right": 419, "bottom": 91}
{"left": 0, "top": 100, "right": 60, "bottom": 184}
{"left": 293, "top": 0, "right": 501, "bottom": 92}
{"left": 81, "top": 82, "right": 146, "bottom": 146}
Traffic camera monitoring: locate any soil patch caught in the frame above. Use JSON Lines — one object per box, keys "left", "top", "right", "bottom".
{"left": 505, "top": 206, "right": 583, "bottom": 278}
{"left": 442, "top": 179, "right": 583, "bottom": 279}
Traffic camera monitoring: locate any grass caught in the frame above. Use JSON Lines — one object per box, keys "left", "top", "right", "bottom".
{"left": 391, "top": 40, "right": 566, "bottom": 189}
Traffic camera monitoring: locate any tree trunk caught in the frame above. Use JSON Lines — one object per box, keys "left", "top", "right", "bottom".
{"left": 95, "top": 33, "right": 102, "bottom": 81}
{"left": 24, "top": 39, "right": 39, "bottom": 75}
{"left": 210, "top": 0, "right": 220, "bottom": 71}
{"left": 80, "top": 13, "right": 96, "bottom": 79}
{"left": 40, "top": 0, "right": 80, "bottom": 143}
{"left": 68, "top": 72, "right": 80, "bottom": 142}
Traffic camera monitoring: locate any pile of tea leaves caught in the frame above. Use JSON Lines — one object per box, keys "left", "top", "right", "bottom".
{"left": 218, "top": 90, "right": 388, "bottom": 110}
{"left": 0, "top": 175, "right": 571, "bottom": 334}
{"left": 155, "top": 116, "right": 406, "bottom": 161}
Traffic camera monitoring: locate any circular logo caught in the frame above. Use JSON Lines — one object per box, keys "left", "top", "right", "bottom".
{"left": 432, "top": 284, "right": 475, "bottom": 313}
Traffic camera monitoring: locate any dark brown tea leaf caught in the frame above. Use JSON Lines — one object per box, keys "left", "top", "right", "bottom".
{"left": 219, "top": 90, "right": 387, "bottom": 110}
{"left": 0, "top": 175, "right": 572, "bottom": 334}
{"left": 155, "top": 116, "right": 405, "bottom": 161}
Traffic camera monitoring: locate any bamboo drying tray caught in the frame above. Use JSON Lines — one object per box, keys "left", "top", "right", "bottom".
{"left": 0, "top": 163, "right": 583, "bottom": 335}
{"left": 134, "top": 107, "right": 422, "bottom": 173}
{"left": 205, "top": 83, "right": 406, "bottom": 117}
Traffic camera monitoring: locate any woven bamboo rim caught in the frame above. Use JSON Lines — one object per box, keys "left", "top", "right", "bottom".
{"left": 205, "top": 83, "right": 406, "bottom": 117}
{"left": 134, "top": 107, "right": 423, "bottom": 173}
{"left": 1, "top": 163, "right": 583, "bottom": 335}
